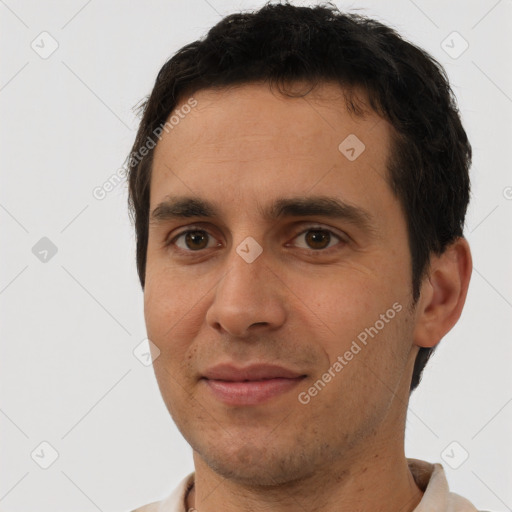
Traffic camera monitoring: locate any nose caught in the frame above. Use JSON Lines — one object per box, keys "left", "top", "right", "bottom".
{"left": 205, "top": 244, "right": 287, "bottom": 338}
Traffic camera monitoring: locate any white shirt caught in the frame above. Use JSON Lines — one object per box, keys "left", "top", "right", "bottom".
{"left": 129, "top": 458, "right": 485, "bottom": 512}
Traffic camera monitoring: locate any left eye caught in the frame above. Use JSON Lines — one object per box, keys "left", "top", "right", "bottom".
{"left": 292, "top": 228, "right": 344, "bottom": 251}
{"left": 173, "top": 230, "right": 218, "bottom": 251}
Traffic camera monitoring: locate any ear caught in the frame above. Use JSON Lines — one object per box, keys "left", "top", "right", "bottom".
{"left": 413, "top": 237, "right": 472, "bottom": 348}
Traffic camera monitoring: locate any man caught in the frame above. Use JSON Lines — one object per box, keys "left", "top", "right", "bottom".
{"left": 127, "top": 2, "right": 485, "bottom": 511}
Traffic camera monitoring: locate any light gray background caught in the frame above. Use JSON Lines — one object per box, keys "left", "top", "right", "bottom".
{"left": 1, "top": 1, "right": 511, "bottom": 511}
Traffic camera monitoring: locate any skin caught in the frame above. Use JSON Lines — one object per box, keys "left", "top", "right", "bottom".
{"left": 144, "top": 82, "right": 472, "bottom": 512}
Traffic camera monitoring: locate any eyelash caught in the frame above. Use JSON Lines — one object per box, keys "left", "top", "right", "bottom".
{"left": 165, "top": 224, "right": 347, "bottom": 255}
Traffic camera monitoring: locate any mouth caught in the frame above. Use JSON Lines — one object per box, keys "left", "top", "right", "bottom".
{"left": 200, "top": 363, "right": 307, "bottom": 406}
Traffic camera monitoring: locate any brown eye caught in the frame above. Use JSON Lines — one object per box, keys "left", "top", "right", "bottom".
{"left": 304, "top": 229, "right": 332, "bottom": 250}
{"left": 291, "top": 227, "right": 345, "bottom": 252}
{"left": 172, "top": 230, "right": 216, "bottom": 251}
{"left": 184, "top": 231, "right": 209, "bottom": 250}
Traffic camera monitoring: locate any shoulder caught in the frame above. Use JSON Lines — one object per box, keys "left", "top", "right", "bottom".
{"left": 448, "top": 491, "right": 486, "bottom": 512}
{"left": 129, "top": 501, "right": 161, "bottom": 512}
{"left": 408, "top": 458, "right": 490, "bottom": 512}
{"left": 127, "top": 472, "right": 195, "bottom": 512}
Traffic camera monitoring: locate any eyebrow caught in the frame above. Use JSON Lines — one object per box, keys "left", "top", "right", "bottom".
{"left": 149, "top": 195, "right": 376, "bottom": 233}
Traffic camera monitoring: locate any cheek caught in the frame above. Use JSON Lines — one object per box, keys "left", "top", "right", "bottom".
{"left": 143, "top": 270, "right": 206, "bottom": 351}
{"left": 307, "top": 306, "right": 412, "bottom": 422}
{"left": 299, "top": 268, "right": 410, "bottom": 372}
{"left": 144, "top": 276, "right": 203, "bottom": 402}
{"left": 301, "top": 269, "right": 386, "bottom": 332}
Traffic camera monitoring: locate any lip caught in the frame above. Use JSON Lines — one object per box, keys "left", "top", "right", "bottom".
{"left": 202, "top": 363, "right": 304, "bottom": 381}
{"left": 201, "top": 363, "right": 306, "bottom": 406}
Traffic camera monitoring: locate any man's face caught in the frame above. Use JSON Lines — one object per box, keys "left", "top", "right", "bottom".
{"left": 144, "top": 83, "right": 419, "bottom": 485}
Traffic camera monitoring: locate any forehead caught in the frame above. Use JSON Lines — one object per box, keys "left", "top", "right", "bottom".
{"left": 159, "top": 82, "right": 389, "bottom": 152}
{"left": 150, "top": 82, "right": 394, "bottom": 213}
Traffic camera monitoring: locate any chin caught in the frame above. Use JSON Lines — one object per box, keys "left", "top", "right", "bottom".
{"left": 196, "top": 440, "right": 315, "bottom": 487}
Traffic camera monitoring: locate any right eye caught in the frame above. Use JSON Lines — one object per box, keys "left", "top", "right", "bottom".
{"left": 167, "top": 228, "right": 221, "bottom": 253}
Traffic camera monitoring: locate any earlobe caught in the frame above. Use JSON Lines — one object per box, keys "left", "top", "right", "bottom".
{"left": 413, "top": 237, "right": 472, "bottom": 349}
